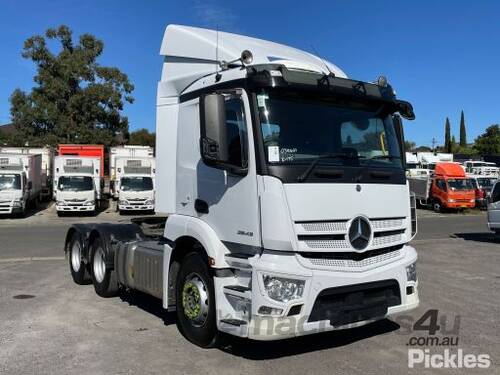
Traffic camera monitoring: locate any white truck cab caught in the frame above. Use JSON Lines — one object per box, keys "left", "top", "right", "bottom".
{"left": 487, "top": 181, "right": 500, "bottom": 235}
{"left": 115, "top": 156, "right": 155, "bottom": 213}
{"left": 0, "top": 153, "right": 42, "bottom": 216}
{"left": 64, "top": 25, "right": 419, "bottom": 348}
{"left": 54, "top": 156, "right": 101, "bottom": 216}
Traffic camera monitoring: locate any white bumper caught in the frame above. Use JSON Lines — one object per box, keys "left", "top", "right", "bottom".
{"left": 217, "top": 245, "right": 419, "bottom": 341}
{"left": 56, "top": 204, "right": 95, "bottom": 212}
{"left": 118, "top": 204, "right": 154, "bottom": 211}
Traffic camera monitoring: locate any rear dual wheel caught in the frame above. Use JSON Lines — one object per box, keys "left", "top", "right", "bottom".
{"left": 90, "top": 236, "right": 119, "bottom": 297}
{"left": 68, "top": 233, "right": 91, "bottom": 285}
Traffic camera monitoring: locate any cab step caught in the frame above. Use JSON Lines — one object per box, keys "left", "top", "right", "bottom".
{"left": 224, "top": 253, "right": 254, "bottom": 270}
{"left": 223, "top": 285, "right": 251, "bottom": 299}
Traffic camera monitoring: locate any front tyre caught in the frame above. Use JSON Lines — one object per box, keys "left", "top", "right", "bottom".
{"left": 433, "top": 200, "right": 442, "bottom": 213}
{"left": 90, "top": 236, "right": 118, "bottom": 297}
{"left": 68, "top": 232, "right": 91, "bottom": 285}
{"left": 176, "top": 252, "right": 218, "bottom": 348}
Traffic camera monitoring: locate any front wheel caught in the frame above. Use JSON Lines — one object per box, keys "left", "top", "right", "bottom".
{"left": 90, "top": 236, "right": 118, "bottom": 297}
{"left": 433, "top": 200, "right": 442, "bottom": 213}
{"left": 176, "top": 252, "right": 218, "bottom": 348}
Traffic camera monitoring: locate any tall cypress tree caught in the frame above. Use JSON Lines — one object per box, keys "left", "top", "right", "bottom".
{"left": 459, "top": 110, "right": 467, "bottom": 147}
{"left": 445, "top": 117, "right": 451, "bottom": 153}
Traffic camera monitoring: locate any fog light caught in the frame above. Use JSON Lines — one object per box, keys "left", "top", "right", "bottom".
{"left": 262, "top": 275, "right": 305, "bottom": 302}
{"left": 258, "top": 306, "right": 283, "bottom": 316}
{"left": 406, "top": 262, "right": 417, "bottom": 282}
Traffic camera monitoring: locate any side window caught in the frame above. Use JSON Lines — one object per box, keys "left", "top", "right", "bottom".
{"left": 492, "top": 183, "right": 500, "bottom": 203}
{"left": 225, "top": 97, "right": 248, "bottom": 168}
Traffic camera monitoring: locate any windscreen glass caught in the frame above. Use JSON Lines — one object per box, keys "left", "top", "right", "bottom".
{"left": 120, "top": 177, "right": 153, "bottom": 192}
{"left": 58, "top": 176, "right": 93, "bottom": 191}
{"left": 447, "top": 178, "right": 474, "bottom": 191}
{"left": 0, "top": 174, "right": 21, "bottom": 190}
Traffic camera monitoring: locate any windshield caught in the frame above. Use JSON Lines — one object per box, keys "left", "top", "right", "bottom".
{"left": 58, "top": 176, "right": 94, "bottom": 192}
{"left": 257, "top": 92, "right": 403, "bottom": 169}
{"left": 477, "top": 178, "right": 496, "bottom": 188}
{"left": 447, "top": 179, "right": 474, "bottom": 191}
{"left": 0, "top": 174, "right": 21, "bottom": 191}
{"left": 120, "top": 177, "right": 153, "bottom": 192}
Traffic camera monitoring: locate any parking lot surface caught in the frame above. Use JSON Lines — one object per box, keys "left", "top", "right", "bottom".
{"left": 0, "top": 208, "right": 499, "bottom": 374}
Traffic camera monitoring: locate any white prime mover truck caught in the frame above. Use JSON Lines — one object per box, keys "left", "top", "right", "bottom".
{"left": 0, "top": 153, "right": 42, "bottom": 216}
{"left": 115, "top": 156, "right": 156, "bottom": 213}
{"left": 109, "top": 146, "right": 154, "bottom": 199}
{"left": 0, "top": 146, "right": 54, "bottom": 201}
{"left": 54, "top": 156, "right": 101, "bottom": 216}
{"left": 64, "top": 25, "right": 419, "bottom": 347}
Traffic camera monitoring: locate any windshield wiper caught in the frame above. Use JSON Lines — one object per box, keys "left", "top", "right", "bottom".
{"left": 297, "top": 153, "right": 362, "bottom": 182}
{"left": 366, "top": 155, "right": 401, "bottom": 161}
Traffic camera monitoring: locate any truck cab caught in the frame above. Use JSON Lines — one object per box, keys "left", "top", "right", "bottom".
{"left": 0, "top": 170, "right": 26, "bottom": 216}
{"left": 64, "top": 25, "right": 419, "bottom": 347}
{"left": 54, "top": 156, "right": 101, "bottom": 215}
{"left": 116, "top": 156, "right": 156, "bottom": 213}
{"left": 431, "top": 163, "right": 475, "bottom": 212}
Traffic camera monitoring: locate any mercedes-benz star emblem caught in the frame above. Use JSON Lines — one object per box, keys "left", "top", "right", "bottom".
{"left": 348, "top": 216, "right": 371, "bottom": 250}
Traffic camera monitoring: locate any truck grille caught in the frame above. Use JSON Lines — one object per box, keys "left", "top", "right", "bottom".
{"left": 295, "top": 217, "right": 407, "bottom": 252}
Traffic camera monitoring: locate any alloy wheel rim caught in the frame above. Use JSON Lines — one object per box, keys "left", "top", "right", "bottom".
{"left": 71, "top": 242, "right": 81, "bottom": 272}
{"left": 93, "top": 246, "right": 106, "bottom": 283}
{"left": 182, "top": 273, "right": 209, "bottom": 327}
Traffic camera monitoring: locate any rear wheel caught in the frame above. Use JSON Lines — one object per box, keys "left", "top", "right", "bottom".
{"left": 90, "top": 236, "right": 118, "bottom": 297}
{"left": 68, "top": 232, "right": 91, "bottom": 285}
{"left": 176, "top": 252, "right": 218, "bottom": 348}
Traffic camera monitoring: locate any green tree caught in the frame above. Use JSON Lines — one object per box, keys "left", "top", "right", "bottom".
{"left": 9, "top": 25, "right": 134, "bottom": 147}
{"left": 129, "top": 128, "right": 155, "bottom": 147}
{"left": 404, "top": 140, "right": 416, "bottom": 152}
{"left": 415, "top": 145, "right": 432, "bottom": 152}
{"left": 459, "top": 110, "right": 467, "bottom": 147}
{"left": 451, "top": 135, "right": 457, "bottom": 153}
{"left": 444, "top": 117, "right": 451, "bottom": 153}
{"left": 474, "top": 125, "right": 500, "bottom": 155}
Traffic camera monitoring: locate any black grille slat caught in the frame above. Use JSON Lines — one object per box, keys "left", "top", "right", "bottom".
{"left": 300, "top": 244, "right": 403, "bottom": 262}
{"left": 308, "top": 279, "right": 401, "bottom": 324}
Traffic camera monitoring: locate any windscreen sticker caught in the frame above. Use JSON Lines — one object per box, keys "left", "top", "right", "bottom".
{"left": 257, "top": 94, "right": 269, "bottom": 107}
{"left": 268, "top": 146, "right": 280, "bottom": 162}
{"left": 280, "top": 147, "right": 297, "bottom": 162}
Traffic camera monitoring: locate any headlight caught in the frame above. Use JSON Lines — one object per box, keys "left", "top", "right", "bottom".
{"left": 262, "top": 275, "right": 305, "bottom": 303}
{"left": 56, "top": 201, "right": 64, "bottom": 206}
{"left": 448, "top": 199, "right": 455, "bottom": 203}
{"left": 12, "top": 199, "right": 22, "bottom": 207}
{"left": 84, "top": 200, "right": 95, "bottom": 206}
{"left": 119, "top": 200, "right": 128, "bottom": 205}
{"left": 469, "top": 199, "right": 475, "bottom": 203}
{"left": 145, "top": 199, "right": 155, "bottom": 205}
{"left": 406, "top": 262, "right": 417, "bottom": 282}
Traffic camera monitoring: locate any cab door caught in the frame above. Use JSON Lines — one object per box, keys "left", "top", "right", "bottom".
{"left": 488, "top": 182, "right": 500, "bottom": 230}
{"left": 195, "top": 90, "right": 261, "bottom": 254}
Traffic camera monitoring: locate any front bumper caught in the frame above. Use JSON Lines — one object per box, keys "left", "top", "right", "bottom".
{"left": 445, "top": 201, "right": 475, "bottom": 209}
{"left": 217, "top": 245, "right": 419, "bottom": 340}
{"left": 56, "top": 204, "right": 95, "bottom": 212}
{"left": 118, "top": 204, "right": 154, "bottom": 211}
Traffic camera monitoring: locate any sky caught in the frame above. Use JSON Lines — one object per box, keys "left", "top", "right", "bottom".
{"left": 0, "top": 0, "right": 499, "bottom": 147}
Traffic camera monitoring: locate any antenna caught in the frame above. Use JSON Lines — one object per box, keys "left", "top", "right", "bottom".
{"left": 215, "top": 25, "right": 221, "bottom": 82}
{"left": 311, "top": 44, "right": 335, "bottom": 77}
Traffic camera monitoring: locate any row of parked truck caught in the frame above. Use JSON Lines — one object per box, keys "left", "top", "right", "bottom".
{"left": 406, "top": 152, "right": 498, "bottom": 212}
{"left": 0, "top": 144, "right": 155, "bottom": 217}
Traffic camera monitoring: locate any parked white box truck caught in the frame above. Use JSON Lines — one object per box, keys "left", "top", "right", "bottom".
{"left": 0, "top": 153, "right": 42, "bottom": 216}
{"left": 54, "top": 156, "right": 101, "bottom": 216}
{"left": 115, "top": 156, "right": 155, "bottom": 213}
{"left": 0, "top": 146, "right": 54, "bottom": 200}
{"left": 64, "top": 25, "right": 419, "bottom": 347}
{"left": 109, "top": 146, "right": 154, "bottom": 198}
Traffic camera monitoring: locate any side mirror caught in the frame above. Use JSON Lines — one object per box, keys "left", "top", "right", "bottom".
{"left": 200, "top": 94, "right": 229, "bottom": 165}
{"left": 394, "top": 100, "right": 415, "bottom": 120}
{"left": 27, "top": 181, "right": 32, "bottom": 190}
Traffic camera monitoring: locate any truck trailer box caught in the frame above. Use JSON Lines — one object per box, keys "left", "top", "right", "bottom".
{"left": 58, "top": 144, "right": 105, "bottom": 177}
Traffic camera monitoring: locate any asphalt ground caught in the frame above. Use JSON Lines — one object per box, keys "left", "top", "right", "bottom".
{"left": 0, "top": 207, "right": 499, "bottom": 374}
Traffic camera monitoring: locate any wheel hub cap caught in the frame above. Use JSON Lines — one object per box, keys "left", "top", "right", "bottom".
{"left": 93, "top": 247, "right": 106, "bottom": 283}
{"left": 182, "top": 274, "right": 209, "bottom": 326}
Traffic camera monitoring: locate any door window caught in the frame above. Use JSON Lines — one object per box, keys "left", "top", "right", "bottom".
{"left": 224, "top": 97, "right": 248, "bottom": 168}
{"left": 491, "top": 183, "right": 500, "bottom": 203}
